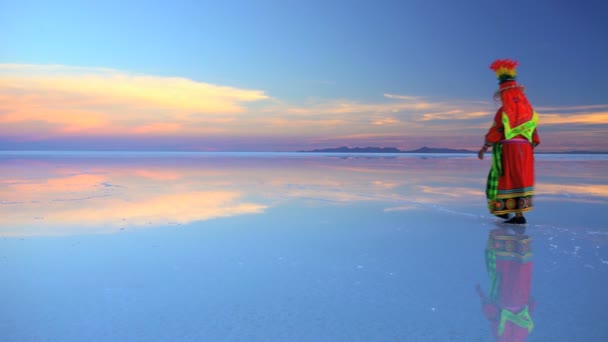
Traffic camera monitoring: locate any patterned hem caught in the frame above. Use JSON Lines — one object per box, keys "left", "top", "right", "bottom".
{"left": 496, "top": 190, "right": 534, "bottom": 199}
{"left": 488, "top": 195, "right": 533, "bottom": 214}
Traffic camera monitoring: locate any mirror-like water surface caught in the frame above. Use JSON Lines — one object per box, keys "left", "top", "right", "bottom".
{"left": 1, "top": 152, "right": 606, "bottom": 341}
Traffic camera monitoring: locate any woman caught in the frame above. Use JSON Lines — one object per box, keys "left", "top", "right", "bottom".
{"left": 478, "top": 59, "right": 540, "bottom": 224}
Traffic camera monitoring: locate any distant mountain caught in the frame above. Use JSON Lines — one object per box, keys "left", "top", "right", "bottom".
{"left": 298, "top": 146, "right": 608, "bottom": 154}
{"left": 298, "top": 146, "right": 402, "bottom": 153}
{"left": 298, "top": 146, "right": 475, "bottom": 153}
{"left": 405, "top": 146, "right": 475, "bottom": 154}
{"left": 537, "top": 150, "right": 608, "bottom": 154}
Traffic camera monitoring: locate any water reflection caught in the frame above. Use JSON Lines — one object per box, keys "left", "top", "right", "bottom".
{"left": 1, "top": 153, "right": 607, "bottom": 341}
{"left": 0, "top": 154, "right": 487, "bottom": 236}
{"left": 1, "top": 153, "right": 607, "bottom": 236}
{"left": 476, "top": 226, "right": 535, "bottom": 341}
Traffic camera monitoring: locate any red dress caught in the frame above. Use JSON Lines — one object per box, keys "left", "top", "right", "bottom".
{"left": 485, "top": 107, "right": 540, "bottom": 215}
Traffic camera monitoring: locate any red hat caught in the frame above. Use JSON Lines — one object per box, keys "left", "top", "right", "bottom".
{"left": 490, "top": 59, "right": 520, "bottom": 90}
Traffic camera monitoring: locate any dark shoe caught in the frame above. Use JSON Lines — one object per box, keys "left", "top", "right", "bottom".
{"left": 495, "top": 213, "right": 511, "bottom": 219}
{"left": 505, "top": 216, "right": 527, "bottom": 225}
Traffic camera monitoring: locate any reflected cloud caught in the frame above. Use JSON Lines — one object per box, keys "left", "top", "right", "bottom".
{"left": 0, "top": 161, "right": 268, "bottom": 236}
{"left": 2, "top": 190, "right": 265, "bottom": 236}
{"left": 418, "top": 185, "right": 485, "bottom": 198}
{"left": 8, "top": 174, "right": 106, "bottom": 197}
{"left": 1, "top": 154, "right": 606, "bottom": 236}
{"left": 537, "top": 183, "right": 608, "bottom": 198}
{"left": 0, "top": 154, "right": 466, "bottom": 236}
{"left": 383, "top": 205, "right": 419, "bottom": 212}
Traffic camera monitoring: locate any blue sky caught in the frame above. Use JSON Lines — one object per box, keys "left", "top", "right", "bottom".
{"left": 1, "top": 0, "right": 607, "bottom": 151}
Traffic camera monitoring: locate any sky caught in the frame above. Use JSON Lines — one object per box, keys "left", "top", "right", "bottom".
{"left": 1, "top": 0, "right": 607, "bottom": 152}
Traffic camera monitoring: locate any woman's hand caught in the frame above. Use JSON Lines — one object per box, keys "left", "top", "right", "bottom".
{"left": 478, "top": 145, "right": 489, "bottom": 160}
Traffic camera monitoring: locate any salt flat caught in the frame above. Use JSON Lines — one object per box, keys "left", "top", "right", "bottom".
{"left": 0, "top": 152, "right": 606, "bottom": 341}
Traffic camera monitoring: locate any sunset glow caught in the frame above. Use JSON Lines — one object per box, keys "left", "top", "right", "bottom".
{"left": 1, "top": 1, "right": 606, "bottom": 151}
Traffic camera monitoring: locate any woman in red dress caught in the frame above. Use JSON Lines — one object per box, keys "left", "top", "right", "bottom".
{"left": 478, "top": 59, "right": 540, "bottom": 224}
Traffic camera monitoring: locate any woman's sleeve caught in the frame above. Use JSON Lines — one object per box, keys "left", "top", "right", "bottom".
{"left": 532, "top": 128, "right": 540, "bottom": 147}
{"left": 484, "top": 108, "right": 504, "bottom": 145}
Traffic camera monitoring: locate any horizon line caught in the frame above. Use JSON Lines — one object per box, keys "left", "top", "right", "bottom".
{"left": 1, "top": 148, "right": 607, "bottom": 155}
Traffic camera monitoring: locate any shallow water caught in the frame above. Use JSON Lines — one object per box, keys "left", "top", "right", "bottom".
{"left": 1, "top": 152, "right": 606, "bottom": 341}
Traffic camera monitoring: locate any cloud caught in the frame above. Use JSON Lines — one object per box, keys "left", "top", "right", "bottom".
{"left": 384, "top": 205, "right": 419, "bottom": 212}
{"left": 372, "top": 180, "right": 400, "bottom": 189}
{"left": 0, "top": 63, "right": 606, "bottom": 151}
{"left": 539, "top": 112, "right": 608, "bottom": 125}
{"left": 384, "top": 93, "right": 422, "bottom": 101}
{"left": 536, "top": 104, "right": 608, "bottom": 112}
{"left": 419, "top": 110, "right": 489, "bottom": 121}
{"left": 517, "top": 104, "right": 608, "bottom": 126}
{"left": 273, "top": 93, "right": 451, "bottom": 118}
{"left": 312, "top": 132, "right": 407, "bottom": 142}
{"left": 132, "top": 123, "right": 182, "bottom": 134}
{"left": 372, "top": 117, "right": 400, "bottom": 125}
{"left": 0, "top": 64, "right": 269, "bottom": 136}
{"left": 0, "top": 64, "right": 268, "bottom": 109}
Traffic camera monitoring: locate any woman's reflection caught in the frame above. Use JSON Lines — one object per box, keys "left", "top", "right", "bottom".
{"left": 476, "top": 226, "right": 535, "bottom": 341}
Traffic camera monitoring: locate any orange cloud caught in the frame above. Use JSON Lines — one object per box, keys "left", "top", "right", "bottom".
{"left": 1, "top": 64, "right": 606, "bottom": 150}
{"left": 284, "top": 98, "right": 437, "bottom": 115}
{"left": 420, "top": 110, "right": 489, "bottom": 121}
{"left": 536, "top": 104, "right": 608, "bottom": 112}
{"left": 263, "top": 117, "right": 346, "bottom": 130}
{"left": 539, "top": 112, "right": 608, "bottom": 125}
{"left": 0, "top": 64, "right": 267, "bottom": 112}
{"left": 372, "top": 117, "right": 400, "bottom": 125}
{"left": 0, "top": 95, "right": 109, "bottom": 130}
{"left": 0, "top": 64, "right": 269, "bottom": 136}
